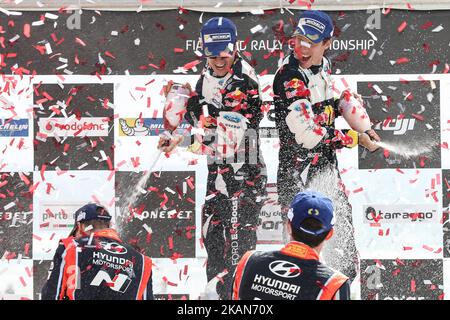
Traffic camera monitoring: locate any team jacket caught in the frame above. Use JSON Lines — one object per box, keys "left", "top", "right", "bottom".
{"left": 272, "top": 53, "right": 358, "bottom": 181}
{"left": 232, "top": 241, "right": 350, "bottom": 300}
{"left": 41, "top": 229, "right": 153, "bottom": 300}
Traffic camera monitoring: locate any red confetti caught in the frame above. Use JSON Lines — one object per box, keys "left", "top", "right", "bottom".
{"left": 23, "top": 24, "right": 31, "bottom": 38}
{"left": 396, "top": 57, "right": 410, "bottom": 65}
{"left": 75, "top": 37, "right": 87, "bottom": 46}
{"left": 420, "top": 21, "right": 433, "bottom": 30}
{"left": 353, "top": 187, "right": 363, "bottom": 193}
{"left": 397, "top": 21, "right": 407, "bottom": 33}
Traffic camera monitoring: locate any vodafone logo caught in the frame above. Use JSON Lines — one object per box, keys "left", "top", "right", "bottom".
{"left": 38, "top": 117, "right": 109, "bottom": 137}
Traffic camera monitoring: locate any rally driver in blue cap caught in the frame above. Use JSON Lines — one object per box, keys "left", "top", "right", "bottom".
{"left": 272, "top": 10, "right": 381, "bottom": 283}
{"left": 41, "top": 203, "right": 153, "bottom": 300}
{"left": 232, "top": 190, "right": 350, "bottom": 300}
{"left": 159, "top": 17, "right": 267, "bottom": 300}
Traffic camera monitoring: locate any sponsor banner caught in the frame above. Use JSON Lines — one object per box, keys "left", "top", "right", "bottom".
{"left": 38, "top": 203, "right": 85, "bottom": 231}
{"left": 0, "top": 119, "right": 29, "bottom": 137}
{"left": 257, "top": 183, "right": 284, "bottom": 245}
{"left": 118, "top": 118, "right": 190, "bottom": 137}
{"left": 33, "top": 83, "right": 114, "bottom": 171}
{"left": 363, "top": 204, "right": 439, "bottom": 224}
{"left": 357, "top": 80, "right": 441, "bottom": 169}
{"left": 2, "top": 11, "right": 449, "bottom": 75}
{"left": 0, "top": 173, "right": 33, "bottom": 259}
{"left": 361, "top": 259, "right": 444, "bottom": 300}
{"left": 38, "top": 117, "right": 109, "bottom": 137}
{"left": 115, "top": 171, "right": 196, "bottom": 258}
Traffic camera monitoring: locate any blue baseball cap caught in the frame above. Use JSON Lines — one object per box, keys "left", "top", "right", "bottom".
{"left": 200, "top": 17, "right": 237, "bottom": 57}
{"left": 293, "top": 10, "right": 334, "bottom": 43}
{"left": 288, "top": 191, "right": 335, "bottom": 236}
{"left": 69, "top": 203, "right": 111, "bottom": 236}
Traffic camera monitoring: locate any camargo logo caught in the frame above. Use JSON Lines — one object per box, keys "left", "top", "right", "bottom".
{"left": 364, "top": 204, "right": 437, "bottom": 223}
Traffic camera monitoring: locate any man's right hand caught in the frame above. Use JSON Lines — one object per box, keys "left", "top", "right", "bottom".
{"left": 158, "top": 135, "right": 184, "bottom": 153}
{"left": 358, "top": 132, "right": 380, "bottom": 152}
{"left": 162, "top": 81, "right": 193, "bottom": 98}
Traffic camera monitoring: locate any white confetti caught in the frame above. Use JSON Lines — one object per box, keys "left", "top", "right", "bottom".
{"left": 32, "top": 20, "right": 44, "bottom": 26}
{"left": 250, "top": 24, "right": 263, "bottom": 34}
{"left": 134, "top": 38, "right": 140, "bottom": 46}
{"left": 77, "top": 162, "right": 88, "bottom": 170}
{"left": 99, "top": 150, "right": 107, "bottom": 161}
{"left": 165, "top": 187, "right": 176, "bottom": 194}
{"left": 430, "top": 80, "right": 436, "bottom": 90}
{"left": 142, "top": 224, "right": 153, "bottom": 234}
{"left": 205, "top": 193, "right": 216, "bottom": 201}
{"left": 45, "top": 42, "right": 53, "bottom": 55}
{"left": 44, "top": 12, "right": 59, "bottom": 20}
{"left": 4, "top": 202, "right": 16, "bottom": 210}
{"left": 432, "top": 25, "right": 443, "bottom": 32}
{"left": 9, "top": 34, "right": 20, "bottom": 43}
{"left": 250, "top": 9, "right": 265, "bottom": 15}
{"left": 373, "top": 84, "right": 383, "bottom": 94}
{"left": 168, "top": 209, "right": 177, "bottom": 218}
{"left": 366, "top": 30, "right": 378, "bottom": 41}
{"left": 0, "top": 7, "right": 22, "bottom": 16}
{"left": 111, "top": 31, "right": 118, "bottom": 36}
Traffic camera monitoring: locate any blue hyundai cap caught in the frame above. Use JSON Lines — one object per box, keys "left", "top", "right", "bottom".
{"left": 288, "top": 191, "right": 335, "bottom": 236}
{"left": 69, "top": 203, "right": 111, "bottom": 236}
{"left": 200, "top": 17, "right": 237, "bottom": 57}
{"left": 293, "top": 10, "right": 334, "bottom": 43}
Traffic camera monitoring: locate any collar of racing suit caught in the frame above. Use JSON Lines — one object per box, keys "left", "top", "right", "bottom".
{"left": 89, "top": 228, "right": 123, "bottom": 243}
{"left": 280, "top": 241, "right": 320, "bottom": 260}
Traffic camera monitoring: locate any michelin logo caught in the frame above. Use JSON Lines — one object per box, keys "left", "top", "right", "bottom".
{"left": 204, "top": 33, "right": 232, "bottom": 43}
{"left": 0, "top": 119, "right": 29, "bottom": 137}
{"left": 300, "top": 18, "right": 326, "bottom": 33}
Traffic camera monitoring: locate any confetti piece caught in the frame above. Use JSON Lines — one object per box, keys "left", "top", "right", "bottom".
{"left": 411, "top": 279, "right": 416, "bottom": 292}
{"left": 353, "top": 187, "right": 363, "bottom": 193}
{"left": 250, "top": 25, "right": 263, "bottom": 34}
{"left": 397, "top": 21, "right": 407, "bottom": 33}
{"left": 431, "top": 25, "right": 443, "bottom": 32}
{"left": 23, "top": 23, "right": 31, "bottom": 38}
